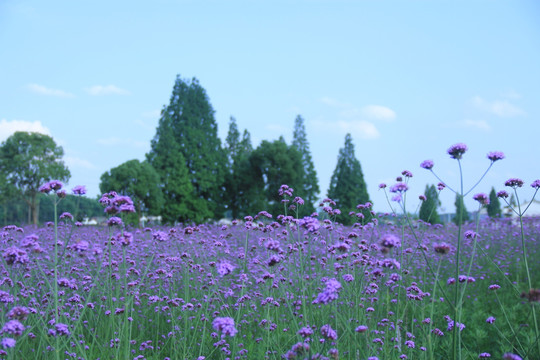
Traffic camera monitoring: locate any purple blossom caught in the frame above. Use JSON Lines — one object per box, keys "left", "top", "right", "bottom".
{"left": 0, "top": 338, "right": 16, "bottom": 349}
{"left": 1, "top": 320, "right": 24, "bottom": 336}
{"left": 59, "top": 212, "right": 73, "bottom": 221}
{"left": 107, "top": 217, "right": 123, "bottom": 226}
{"left": 419, "top": 195, "right": 426, "bottom": 201}
{"left": 437, "top": 182, "right": 446, "bottom": 191}
{"left": 152, "top": 231, "right": 169, "bottom": 242}
{"left": 488, "top": 284, "right": 500, "bottom": 291}
{"left": 420, "top": 160, "right": 434, "bottom": 170}
{"left": 390, "top": 182, "right": 408, "bottom": 193}
{"left": 473, "top": 193, "right": 490, "bottom": 206}
{"left": 502, "top": 353, "right": 523, "bottom": 360}
{"left": 7, "top": 307, "right": 30, "bottom": 321}
{"left": 531, "top": 179, "right": 540, "bottom": 189}
{"left": 486, "top": 316, "right": 496, "bottom": 324}
{"left": 401, "top": 170, "right": 413, "bottom": 178}
{"left": 297, "top": 326, "right": 313, "bottom": 338}
{"left": 447, "top": 143, "right": 468, "bottom": 159}
{"left": 355, "top": 325, "right": 368, "bottom": 333}
{"left": 478, "top": 353, "right": 491, "bottom": 358}
{"left": 216, "top": 262, "right": 235, "bottom": 276}
{"left": 379, "top": 183, "right": 387, "bottom": 189}
{"left": 320, "top": 324, "right": 337, "bottom": 340}
{"left": 487, "top": 151, "right": 504, "bottom": 162}
{"left": 380, "top": 234, "right": 401, "bottom": 248}
{"left": 497, "top": 190, "right": 509, "bottom": 198}
{"left": 2, "top": 247, "right": 29, "bottom": 265}
{"left": 312, "top": 278, "right": 342, "bottom": 304}
{"left": 505, "top": 178, "right": 524, "bottom": 188}
{"left": 72, "top": 185, "right": 87, "bottom": 195}
{"left": 55, "top": 323, "right": 70, "bottom": 336}
{"left": 212, "top": 317, "right": 238, "bottom": 337}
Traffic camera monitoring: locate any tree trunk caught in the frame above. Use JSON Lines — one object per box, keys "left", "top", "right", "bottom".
{"left": 31, "top": 196, "right": 39, "bottom": 225}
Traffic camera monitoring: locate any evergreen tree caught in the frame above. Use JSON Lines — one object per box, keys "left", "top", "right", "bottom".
{"left": 147, "top": 119, "right": 206, "bottom": 223}
{"left": 223, "top": 118, "right": 257, "bottom": 219}
{"left": 248, "top": 139, "right": 303, "bottom": 217}
{"left": 419, "top": 184, "right": 441, "bottom": 224}
{"left": 99, "top": 159, "right": 164, "bottom": 224}
{"left": 147, "top": 75, "right": 226, "bottom": 220}
{"left": 327, "top": 134, "right": 371, "bottom": 225}
{"left": 487, "top": 187, "right": 502, "bottom": 218}
{"left": 291, "top": 115, "right": 320, "bottom": 216}
{"left": 0, "top": 132, "right": 70, "bottom": 225}
{"left": 453, "top": 194, "right": 470, "bottom": 225}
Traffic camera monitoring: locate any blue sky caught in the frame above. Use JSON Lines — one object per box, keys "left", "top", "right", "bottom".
{"left": 1, "top": 0, "right": 539, "bottom": 215}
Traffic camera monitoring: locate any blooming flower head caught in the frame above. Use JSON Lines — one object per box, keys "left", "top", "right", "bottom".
{"left": 478, "top": 353, "right": 491, "bottom": 358}
{"left": 320, "top": 324, "right": 337, "bottom": 340}
{"left": 59, "top": 212, "right": 73, "bottom": 221}
{"left": 312, "top": 278, "right": 342, "bottom": 305}
{"left": 502, "top": 353, "right": 523, "bottom": 360}
{"left": 217, "top": 261, "right": 235, "bottom": 276}
{"left": 486, "top": 316, "right": 496, "bottom": 324}
{"left": 437, "top": 182, "right": 446, "bottom": 191}
{"left": 487, "top": 151, "right": 505, "bottom": 162}
{"left": 505, "top": 178, "right": 524, "bottom": 188}
{"left": 401, "top": 170, "right": 413, "bottom": 178}
{"left": 390, "top": 182, "right": 408, "bottom": 193}
{"left": 2, "top": 320, "right": 25, "bottom": 336}
{"left": 420, "top": 160, "right": 434, "bottom": 170}
{"left": 355, "top": 325, "right": 368, "bottom": 333}
{"left": 473, "top": 193, "right": 490, "bottom": 206}
{"left": 380, "top": 234, "right": 401, "bottom": 249}
{"left": 496, "top": 190, "right": 509, "bottom": 198}
{"left": 0, "top": 337, "right": 16, "bottom": 349}
{"left": 107, "top": 217, "right": 123, "bottom": 226}
{"left": 297, "top": 326, "right": 313, "bottom": 338}
{"left": 212, "top": 317, "right": 238, "bottom": 337}
{"left": 447, "top": 143, "right": 468, "bottom": 159}
{"left": 379, "top": 183, "right": 387, "bottom": 189}
{"left": 419, "top": 195, "right": 426, "bottom": 201}
{"left": 434, "top": 242, "right": 452, "bottom": 255}
{"left": 55, "top": 323, "right": 70, "bottom": 336}
{"left": 72, "top": 185, "right": 87, "bottom": 195}
{"left": 531, "top": 179, "right": 540, "bottom": 189}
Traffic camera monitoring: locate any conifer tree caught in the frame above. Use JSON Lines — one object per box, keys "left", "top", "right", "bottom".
{"left": 147, "top": 117, "right": 208, "bottom": 223}
{"left": 223, "top": 118, "right": 256, "bottom": 219}
{"left": 487, "top": 187, "right": 502, "bottom": 218}
{"left": 292, "top": 115, "right": 320, "bottom": 216}
{"left": 419, "top": 184, "right": 441, "bottom": 224}
{"left": 327, "top": 133, "right": 371, "bottom": 225}
{"left": 453, "top": 194, "right": 470, "bottom": 225}
{"left": 147, "top": 75, "right": 226, "bottom": 220}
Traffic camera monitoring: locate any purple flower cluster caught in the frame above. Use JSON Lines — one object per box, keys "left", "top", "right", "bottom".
{"left": 447, "top": 143, "right": 468, "bottom": 159}
{"left": 212, "top": 317, "right": 238, "bottom": 337}
{"left": 312, "top": 278, "right": 342, "bottom": 304}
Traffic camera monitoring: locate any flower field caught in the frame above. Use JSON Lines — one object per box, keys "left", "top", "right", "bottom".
{"left": 1, "top": 193, "right": 539, "bottom": 359}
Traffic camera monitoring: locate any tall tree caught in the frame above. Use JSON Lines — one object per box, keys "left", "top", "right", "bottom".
{"left": 0, "top": 132, "right": 70, "bottom": 225}
{"left": 223, "top": 118, "right": 256, "bottom": 219}
{"left": 147, "top": 75, "right": 226, "bottom": 220}
{"left": 487, "top": 187, "right": 502, "bottom": 218}
{"left": 147, "top": 120, "right": 206, "bottom": 223}
{"left": 248, "top": 139, "right": 303, "bottom": 217}
{"left": 327, "top": 133, "right": 371, "bottom": 225}
{"left": 453, "top": 194, "right": 470, "bottom": 225}
{"left": 99, "top": 159, "right": 164, "bottom": 221}
{"left": 292, "top": 115, "right": 320, "bottom": 216}
{"left": 419, "top": 184, "right": 441, "bottom": 224}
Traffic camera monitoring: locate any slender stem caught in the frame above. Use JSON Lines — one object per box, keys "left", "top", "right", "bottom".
{"left": 464, "top": 162, "right": 493, "bottom": 197}
{"left": 452, "top": 159, "right": 464, "bottom": 360}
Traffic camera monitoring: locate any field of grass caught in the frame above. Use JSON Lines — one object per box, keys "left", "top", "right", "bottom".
{"left": 0, "top": 184, "right": 538, "bottom": 359}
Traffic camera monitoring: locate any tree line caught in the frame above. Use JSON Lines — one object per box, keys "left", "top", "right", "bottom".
{"left": 0, "top": 75, "right": 373, "bottom": 225}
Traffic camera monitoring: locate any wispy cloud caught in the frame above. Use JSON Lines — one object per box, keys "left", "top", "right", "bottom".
{"left": 97, "top": 137, "right": 146, "bottom": 148}
{"left": 472, "top": 96, "right": 525, "bottom": 117}
{"left": 361, "top": 105, "right": 396, "bottom": 121}
{"left": 458, "top": 119, "right": 491, "bottom": 132}
{"left": 320, "top": 97, "right": 396, "bottom": 122}
{"left": 64, "top": 156, "right": 96, "bottom": 169}
{"left": 0, "top": 119, "right": 51, "bottom": 142}
{"left": 312, "top": 119, "right": 380, "bottom": 140}
{"left": 27, "top": 84, "right": 75, "bottom": 98}
{"left": 85, "top": 85, "right": 130, "bottom": 96}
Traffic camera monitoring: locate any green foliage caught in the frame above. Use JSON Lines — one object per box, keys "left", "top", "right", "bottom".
{"left": 453, "top": 194, "right": 470, "bottom": 225}
{"left": 147, "top": 75, "right": 226, "bottom": 221}
{"left": 419, "top": 184, "right": 441, "bottom": 224}
{"left": 147, "top": 120, "right": 206, "bottom": 224}
{"left": 327, "top": 133, "right": 371, "bottom": 225}
{"left": 292, "top": 115, "right": 320, "bottom": 216}
{"left": 0, "top": 131, "right": 70, "bottom": 224}
{"left": 248, "top": 139, "right": 303, "bottom": 217}
{"left": 40, "top": 194, "right": 102, "bottom": 222}
{"left": 99, "top": 159, "right": 164, "bottom": 215}
{"left": 223, "top": 118, "right": 256, "bottom": 219}
{"left": 487, "top": 187, "right": 502, "bottom": 218}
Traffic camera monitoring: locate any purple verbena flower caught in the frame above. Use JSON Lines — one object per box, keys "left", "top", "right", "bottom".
{"left": 420, "top": 160, "right": 434, "bottom": 170}
{"left": 72, "top": 185, "right": 87, "bottom": 195}
{"left": 320, "top": 324, "right": 337, "bottom": 340}
{"left": 447, "top": 143, "right": 468, "bottom": 159}
{"left": 212, "top": 317, "right": 238, "bottom": 337}
{"left": 486, "top": 316, "right": 496, "bottom": 324}
{"left": 531, "top": 179, "right": 540, "bottom": 189}
{"left": 473, "top": 193, "right": 490, "bottom": 206}
{"left": 1, "top": 320, "right": 25, "bottom": 336}
{"left": 487, "top": 151, "right": 504, "bottom": 162}
{"left": 497, "top": 190, "right": 509, "bottom": 198}
{"left": 0, "top": 337, "right": 16, "bottom": 349}
{"left": 505, "top": 178, "right": 524, "bottom": 188}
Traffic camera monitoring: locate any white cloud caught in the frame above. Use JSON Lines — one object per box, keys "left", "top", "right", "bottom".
{"left": 312, "top": 119, "right": 380, "bottom": 140}
{"left": 27, "top": 84, "right": 75, "bottom": 98}
{"left": 362, "top": 105, "right": 396, "bottom": 121}
{"left": 459, "top": 119, "right": 491, "bottom": 131}
{"left": 64, "top": 156, "right": 96, "bottom": 169}
{"left": 472, "top": 96, "right": 525, "bottom": 117}
{"left": 0, "top": 119, "right": 51, "bottom": 142}
{"left": 85, "top": 85, "right": 130, "bottom": 96}
{"left": 97, "top": 137, "right": 146, "bottom": 148}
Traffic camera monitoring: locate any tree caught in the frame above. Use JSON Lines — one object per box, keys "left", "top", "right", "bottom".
{"left": 453, "top": 194, "right": 470, "bottom": 225}
{"left": 147, "top": 75, "right": 226, "bottom": 220}
{"left": 248, "top": 139, "right": 303, "bottom": 217}
{"left": 99, "top": 159, "right": 164, "bottom": 223}
{"left": 0, "top": 132, "right": 70, "bottom": 225}
{"left": 292, "top": 115, "right": 320, "bottom": 216}
{"left": 223, "top": 118, "right": 256, "bottom": 219}
{"left": 147, "top": 120, "right": 205, "bottom": 223}
{"left": 419, "top": 184, "right": 441, "bottom": 224}
{"left": 327, "top": 133, "right": 371, "bottom": 225}
{"left": 487, "top": 187, "right": 502, "bottom": 218}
